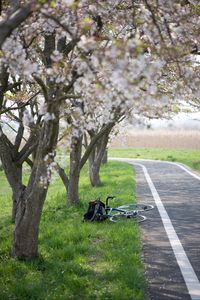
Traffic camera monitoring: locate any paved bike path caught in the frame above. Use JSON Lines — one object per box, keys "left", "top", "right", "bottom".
{"left": 111, "top": 158, "right": 200, "bottom": 300}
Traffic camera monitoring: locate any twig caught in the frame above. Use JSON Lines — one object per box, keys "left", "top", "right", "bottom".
{"left": 0, "top": 90, "right": 40, "bottom": 115}
{"left": 42, "top": 13, "right": 74, "bottom": 37}
{"left": 0, "top": 119, "right": 27, "bottom": 142}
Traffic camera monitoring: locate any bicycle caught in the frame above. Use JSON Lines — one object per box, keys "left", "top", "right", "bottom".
{"left": 83, "top": 196, "right": 154, "bottom": 223}
{"left": 106, "top": 196, "right": 154, "bottom": 223}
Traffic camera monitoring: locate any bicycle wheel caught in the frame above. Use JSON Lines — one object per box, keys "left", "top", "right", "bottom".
{"left": 117, "top": 203, "right": 154, "bottom": 212}
{"left": 109, "top": 212, "right": 146, "bottom": 223}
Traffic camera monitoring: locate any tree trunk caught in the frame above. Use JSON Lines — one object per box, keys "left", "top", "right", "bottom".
{"left": 89, "top": 131, "right": 110, "bottom": 187}
{"left": 11, "top": 111, "right": 59, "bottom": 259}
{"left": 89, "top": 157, "right": 101, "bottom": 186}
{"left": 12, "top": 183, "right": 26, "bottom": 222}
{"left": 101, "top": 149, "right": 108, "bottom": 164}
{"left": 0, "top": 32, "right": 61, "bottom": 260}
{"left": 11, "top": 184, "right": 47, "bottom": 259}
{"left": 67, "top": 135, "right": 83, "bottom": 205}
{"left": 0, "top": 129, "right": 44, "bottom": 259}
{"left": 0, "top": 108, "right": 57, "bottom": 259}
{"left": 57, "top": 124, "right": 115, "bottom": 204}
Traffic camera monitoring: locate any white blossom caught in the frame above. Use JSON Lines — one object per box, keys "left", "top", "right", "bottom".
{"left": 43, "top": 113, "right": 56, "bottom": 122}
{"left": 51, "top": 50, "right": 63, "bottom": 62}
{"left": 23, "top": 110, "right": 34, "bottom": 127}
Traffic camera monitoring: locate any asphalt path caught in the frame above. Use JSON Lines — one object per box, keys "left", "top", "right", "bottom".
{"left": 111, "top": 158, "right": 200, "bottom": 300}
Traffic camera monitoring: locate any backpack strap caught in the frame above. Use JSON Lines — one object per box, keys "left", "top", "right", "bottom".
{"left": 90, "top": 200, "right": 101, "bottom": 221}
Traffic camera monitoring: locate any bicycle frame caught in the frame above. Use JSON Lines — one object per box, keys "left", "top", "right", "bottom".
{"left": 104, "top": 195, "right": 153, "bottom": 223}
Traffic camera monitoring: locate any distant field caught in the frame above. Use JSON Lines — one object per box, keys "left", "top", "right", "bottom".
{"left": 110, "top": 129, "right": 200, "bottom": 150}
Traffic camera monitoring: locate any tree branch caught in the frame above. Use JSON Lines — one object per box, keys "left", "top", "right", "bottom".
{"left": 0, "top": 64, "right": 9, "bottom": 109}
{"left": 42, "top": 13, "right": 74, "bottom": 37}
{"left": 0, "top": 118, "right": 27, "bottom": 142}
{"left": 55, "top": 163, "right": 69, "bottom": 191}
{"left": 144, "top": 0, "right": 165, "bottom": 43}
{"left": 0, "top": 90, "right": 40, "bottom": 115}
{"left": 14, "top": 109, "right": 25, "bottom": 151}
{"left": 80, "top": 122, "right": 115, "bottom": 169}
{"left": 0, "top": 2, "right": 35, "bottom": 48}
{"left": 58, "top": 94, "right": 82, "bottom": 102}
{"left": 16, "top": 142, "right": 37, "bottom": 165}
{"left": 57, "top": 37, "right": 80, "bottom": 57}
{"left": 95, "top": 131, "right": 110, "bottom": 165}
{"left": 25, "top": 157, "right": 33, "bottom": 168}
{"left": 17, "top": 130, "right": 39, "bottom": 164}
{"left": 33, "top": 76, "right": 49, "bottom": 102}
{"left": 6, "top": 81, "right": 22, "bottom": 92}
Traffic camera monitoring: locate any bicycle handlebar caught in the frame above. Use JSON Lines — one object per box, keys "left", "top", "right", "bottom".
{"left": 106, "top": 195, "right": 115, "bottom": 207}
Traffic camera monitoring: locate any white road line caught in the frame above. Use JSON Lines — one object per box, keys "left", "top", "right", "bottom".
{"left": 173, "top": 162, "right": 200, "bottom": 181}
{"left": 110, "top": 157, "right": 200, "bottom": 299}
{"left": 134, "top": 158, "right": 200, "bottom": 181}
{"left": 110, "top": 157, "right": 200, "bottom": 181}
{"left": 132, "top": 161, "right": 200, "bottom": 300}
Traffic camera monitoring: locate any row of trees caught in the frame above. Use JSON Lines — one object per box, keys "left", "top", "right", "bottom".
{"left": 0, "top": 0, "right": 199, "bottom": 260}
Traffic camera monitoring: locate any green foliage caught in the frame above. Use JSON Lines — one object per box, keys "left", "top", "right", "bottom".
{"left": 50, "top": 1, "right": 56, "bottom": 8}
{"left": 192, "top": 160, "right": 200, "bottom": 170}
{"left": 109, "top": 148, "right": 200, "bottom": 171}
{"left": 166, "top": 155, "right": 176, "bottom": 162}
{"left": 193, "top": 4, "right": 200, "bottom": 16}
{"left": 38, "top": 0, "right": 47, "bottom": 5}
{"left": 0, "top": 162, "right": 146, "bottom": 300}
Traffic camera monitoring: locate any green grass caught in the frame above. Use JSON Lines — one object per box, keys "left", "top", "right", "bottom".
{"left": 109, "top": 148, "right": 200, "bottom": 171}
{"left": 0, "top": 161, "right": 146, "bottom": 300}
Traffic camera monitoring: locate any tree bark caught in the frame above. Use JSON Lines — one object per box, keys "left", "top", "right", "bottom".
{"left": 11, "top": 107, "right": 59, "bottom": 259}
{"left": 101, "top": 149, "right": 108, "bottom": 164}
{"left": 89, "top": 155, "right": 101, "bottom": 186}
{"left": 10, "top": 30, "right": 60, "bottom": 259}
{"left": 10, "top": 137, "right": 53, "bottom": 259}
{"left": 89, "top": 131, "right": 110, "bottom": 187}
{"left": 55, "top": 163, "right": 69, "bottom": 193}
{"left": 55, "top": 123, "right": 115, "bottom": 205}
{"left": 56, "top": 123, "right": 115, "bottom": 205}
{"left": 67, "top": 135, "right": 83, "bottom": 205}
{"left": 0, "top": 3, "right": 34, "bottom": 49}
{"left": 11, "top": 182, "right": 47, "bottom": 259}
{"left": 0, "top": 64, "right": 9, "bottom": 109}
{"left": 12, "top": 181, "right": 25, "bottom": 222}
{"left": 0, "top": 128, "right": 24, "bottom": 221}
{"left": 0, "top": 31, "right": 64, "bottom": 260}
{"left": 0, "top": 120, "right": 50, "bottom": 259}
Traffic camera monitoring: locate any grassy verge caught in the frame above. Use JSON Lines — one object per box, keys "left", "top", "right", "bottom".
{"left": 109, "top": 148, "right": 200, "bottom": 171}
{"left": 0, "top": 161, "right": 146, "bottom": 300}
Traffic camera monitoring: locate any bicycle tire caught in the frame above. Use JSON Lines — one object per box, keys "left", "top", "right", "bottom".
{"left": 117, "top": 203, "right": 154, "bottom": 212}
{"left": 109, "top": 213, "right": 146, "bottom": 223}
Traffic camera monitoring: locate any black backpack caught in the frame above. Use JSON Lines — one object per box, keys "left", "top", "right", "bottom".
{"left": 83, "top": 199, "right": 107, "bottom": 222}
